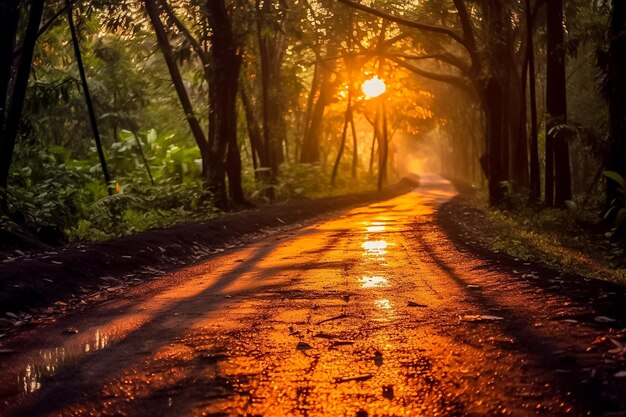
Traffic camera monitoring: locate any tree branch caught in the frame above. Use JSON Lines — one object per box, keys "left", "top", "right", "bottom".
{"left": 387, "top": 55, "right": 472, "bottom": 93}
{"left": 336, "top": 0, "right": 468, "bottom": 50}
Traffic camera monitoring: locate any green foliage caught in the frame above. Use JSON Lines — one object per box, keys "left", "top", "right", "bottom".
{"left": 3, "top": 142, "right": 87, "bottom": 244}
{"left": 602, "top": 171, "right": 626, "bottom": 238}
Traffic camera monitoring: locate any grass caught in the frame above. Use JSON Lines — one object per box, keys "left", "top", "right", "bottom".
{"left": 463, "top": 193, "right": 626, "bottom": 285}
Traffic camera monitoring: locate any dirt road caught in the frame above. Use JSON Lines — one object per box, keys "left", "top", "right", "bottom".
{"left": 1, "top": 174, "right": 625, "bottom": 417}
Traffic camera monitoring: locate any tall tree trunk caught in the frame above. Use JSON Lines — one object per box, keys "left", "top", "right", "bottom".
{"left": 144, "top": 0, "right": 209, "bottom": 174}
{"left": 0, "top": 2, "right": 20, "bottom": 136}
{"left": 546, "top": 0, "right": 571, "bottom": 206}
{"left": 300, "top": 62, "right": 334, "bottom": 164}
{"left": 226, "top": 134, "right": 246, "bottom": 207}
{"left": 526, "top": 0, "right": 540, "bottom": 202}
{"left": 508, "top": 65, "right": 529, "bottom": 188}
{"left": 331, "top": 94, "right": 352, "bottom": 185}
{"left": 256, "top": 0, "right": 287, "bottom": 176}
{"left": 483, "top": 78, "right": 506, "bottom": 205}
{"left": 0, "top": 0, "right": 45, "bottom": 192}
{"left": 207, "top": 0, "right": 242, "bottom": 209}
{"left": 240, "top": 80, "right": 264, "bottom": 172}
{"left": 605, "top": 0, "right": 626, "bottom": 207}
{"left": 369, "top": 116, "right": 377, "bottom": 175}
{"left": 350, "top": 112, "right": 358, "bottom": 179}
{"left": 378, "top": 100, "right": 389, "bottom": 191}
{"left": 67, "top": 1, "right": 112, "bottom": 194}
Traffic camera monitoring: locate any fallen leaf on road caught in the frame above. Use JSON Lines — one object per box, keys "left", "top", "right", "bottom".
{"left": 316, "top": 313, "right": 348, "bottom": 325}
{"left": 296, "top": 341, "right": 312, "bottom": 351}
{"left": 332, "top": 340, "right": 354, "bottom": 346}
{"left": 314, "top": 332, "right": 339, "bottom": 339}
{"left": 335, "top": 374, "right": 373, "bottom": 383}
{"left": 481, "top": 315, "right": 504, "bottom": 321}
{"left": 373, "top": 350, "right": 383, "bottom": 366}
{"left": 407, "top": 301, "right": 427, "bottom": 307}
{"left": 462, "top": 315, "right": 504, "bottom": 322}
{"left": 595, "top": 316, "right": 618, "bottom": 324}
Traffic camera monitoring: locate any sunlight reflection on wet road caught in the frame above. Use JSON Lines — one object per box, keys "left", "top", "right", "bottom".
{"left": 1, "top": 174, "right": 622, "bottom": 417}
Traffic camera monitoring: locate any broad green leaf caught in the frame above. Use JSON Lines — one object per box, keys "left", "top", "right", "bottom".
{"left": 603, "top": 171, "right": 625, "bottom": 188}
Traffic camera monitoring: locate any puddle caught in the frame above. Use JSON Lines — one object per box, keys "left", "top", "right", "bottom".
{"left": 360, "top": 276, "right": 389, "bottom": 289}
{"left": 362, "top": 240, "right": 388, "bottom": 257}
{"left": 373, "top": 298, "right": 396, "bottom": 321}
{"left": 374, "top": 299, "right": 393, "bottom": 310}
{"left": 18, "top": 329, "right": 111, "bottom": 395}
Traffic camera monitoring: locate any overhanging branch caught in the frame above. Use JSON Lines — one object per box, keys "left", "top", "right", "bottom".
{"left": 387, "top": 55, "right": 472, "bottom": 94}
{"left": 336, "top": 0, "right": 468, "bottom": 50}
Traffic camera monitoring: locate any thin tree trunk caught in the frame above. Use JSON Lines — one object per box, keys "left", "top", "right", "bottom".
{"left": 331, "top": 94, "right": 352, "bottom": 186}
{"left": 546, "top": 0, "right": 571, "bottom": 206}
{"left": 68, "top": 1, "right": 113, "bottom": 194}
{"left": 131, "top": 131, "right": 155, "bottom": 186}
{"left": 369, "top": 113, "right": 378, "bottom": 175}
{"left": 526, "top": 0, "right": 540, "bottom": 202}
{"left": 240, "top": 79, "right": 265, "bottom": 170}
{"left": 144, "top": 0, "right": 208, "bottom": 173}
{"left": 378, "top": 100, "right": 388, "bottom": 191}
{"left": 350, "top": 112, "right": 358, "bottom": 179}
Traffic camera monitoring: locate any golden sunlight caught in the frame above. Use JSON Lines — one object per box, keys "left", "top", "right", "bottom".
{"left": 361, "top": 75, "right": 386, "bottom": 99}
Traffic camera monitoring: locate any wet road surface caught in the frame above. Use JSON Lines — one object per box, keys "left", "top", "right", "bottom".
{"left": 1, "top": 174, "right": 625, "bottom": 416}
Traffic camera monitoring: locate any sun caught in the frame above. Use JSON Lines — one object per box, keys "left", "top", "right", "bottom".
{"left": 361, "top": 76, "right": 386, "bottom": 99}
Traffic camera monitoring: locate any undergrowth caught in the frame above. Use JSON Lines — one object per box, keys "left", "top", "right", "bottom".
{"left": 468, "top": 191, "right": 626, "bottom": 284}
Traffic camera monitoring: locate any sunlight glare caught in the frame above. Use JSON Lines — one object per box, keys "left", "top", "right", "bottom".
{"left": 362, "top": 240, "right": 388, "bottom": 251}
{"left": 362, "top": 76, "right": 386, "bottom": 99}
{"left": 360, "top": 276, "right": 388, "bottom": 288}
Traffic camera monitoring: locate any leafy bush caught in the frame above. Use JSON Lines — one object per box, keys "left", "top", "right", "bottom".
{"left": 603, "top": 171, "right": 626, "bottom": 238}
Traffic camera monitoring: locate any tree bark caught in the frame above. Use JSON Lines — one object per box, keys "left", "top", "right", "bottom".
{"left": 0, "top": 1, "right": 20, "bottom": 135}
{"left": 526, "top": 0, "right": 541, "bottom": 202}
{"left": 331, "top": 94, "right": 352, "bottom": 186}
{"left": 67, "top": 1, "right": 112, "bottom": 194}
{"left": 207, "top": 0, "right": 242, "bottom": 209}
{"left": 546, "top": 0, "right": 571, "bottom": 206}
{"left": 605, "top": 0, "right": 626, "bottom": 207}
{"left": 144, "top": 0, "right": 209, "bottom": 175}
{"left": 0, "top": 0, "right": 45, "bottom": 192}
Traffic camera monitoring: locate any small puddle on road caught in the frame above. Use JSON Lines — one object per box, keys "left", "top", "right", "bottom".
{"left": 362, "top": 240, "right": 388, "bottom": 257}
{"left": 17, "top": 329, "right": 112, "bottom": 395}
{"left": 360, "top": 276, "right": 389, "bottom": 288}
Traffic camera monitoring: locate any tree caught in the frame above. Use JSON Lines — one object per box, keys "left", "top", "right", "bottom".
{"left": 0, "top": 1, "right": 45, "bottom": 195}
{"left": 545, "top": 0, "right": 572, "bottom": 207}
{"left": 603, "top": 1, "right": 626, "bottom": 208}
{"left": 206, "top": 0, "right": 243, "bottom": 209}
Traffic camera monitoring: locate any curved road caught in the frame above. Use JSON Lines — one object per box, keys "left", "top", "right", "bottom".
{"left": 1, "top": 174, "right": 625, "bottom": 416}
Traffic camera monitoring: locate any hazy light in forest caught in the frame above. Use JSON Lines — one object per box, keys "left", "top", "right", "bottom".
{"left": 361, "top": 76, "right": 386, "bottom": 99}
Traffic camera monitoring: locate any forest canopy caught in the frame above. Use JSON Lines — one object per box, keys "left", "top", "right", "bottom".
{"left": 0, "top": 0, "right": 624, "bottom": 248}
